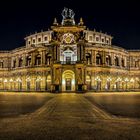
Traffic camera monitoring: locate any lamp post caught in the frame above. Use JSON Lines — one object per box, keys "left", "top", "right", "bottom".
{"left": 135, "top": 77, "right": 140, "bottom": 89}
{"left": 4, "top": 79, "right": 8, "bottom": 91}
{"left": 106, "top": 77, "right": 112, "bottom": 90}
{"left": 9, "top": 78, "right": 13, "bottom": 90}
{"left": 124, "top": 78, "right": 129, "bottom": 90}
{"left": 116, "top": 77, "right": 122, "bottom": 90}
{"left": 17, "top": 78, "right": 22, "bottom": 91}
{"left": 26, "top": 77, "right": 31, "bottom": 91}
{"left": 95, "top": 76, "right": 101, "bottom": 91}
{"left": 36, "top": 77, "right": 42, "bottom": 91}
{"left": 130, "top": 78, "right": 135, "bottom": 90}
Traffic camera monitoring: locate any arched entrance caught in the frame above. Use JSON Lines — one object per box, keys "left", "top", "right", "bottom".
{"left": 62, "top": 70, "right": 75, "bottom": 92}
{"left": 46, "top": 75, "right": 51, "bottom": 91}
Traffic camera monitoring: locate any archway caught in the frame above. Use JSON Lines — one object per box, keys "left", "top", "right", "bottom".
{"left": 86, "top": 75, "right": 91, "bottom": 90}
{"left": 46, "top": 75, "right": 51, "bottom": 91}
{"left": 62, "top": 70, "right": 75, "bottom": 92}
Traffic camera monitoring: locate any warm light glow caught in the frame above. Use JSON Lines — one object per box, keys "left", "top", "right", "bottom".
{"left": 72, "top": 79, "right": 75, "bottom": 85}
{"left": 95, "top": 76, "right": 101, "bottom": 81}
{"left": 26, "top": 77, "right": 31, "bottom": 81}
{"left": 62, "top": 79, "right": 65, "bottom": 85}
{"left": 135, "top": 77, "right": 139, "bottom": 81}
{"left": 130, "top": 78, "right": 134, "bottom": 82}
{"left": 86, "top": 75, "right": 91, "bottom": 82}
{"left": 16, "top": 78, "right": 22, "bottom": 82}
{"left": 114, "top": 84, "right": 116, "bottom": 88}
{"left": 36, "top": 77, "right": 42, "bottom": 82}
{"left": 4, "top": 79, "right": 8, "bottom": 83}
{"left": 9, "top": 79, "right": 13, "bottom": 82}
{"left": 116, "top": 77, "right": 122, "bottom": 82}
{"left": 107, "top": 77, "right": 112, "bottom": 81}
{"left": 124, "top": 78, "right": 129, "bottom": 82}
{"left": 47, "top": 79, "right": 51, "bottom": 82}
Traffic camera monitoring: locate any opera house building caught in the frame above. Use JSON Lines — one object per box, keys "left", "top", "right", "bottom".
{"left": 0, "top": 8, "right": 140, "bottom": 93}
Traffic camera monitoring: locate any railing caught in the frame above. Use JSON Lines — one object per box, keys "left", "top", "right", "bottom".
{"left": 61, "top": 61, "right": 76, "bottom": 64}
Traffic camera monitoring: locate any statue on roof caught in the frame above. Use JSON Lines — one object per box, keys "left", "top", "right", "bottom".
{"left": 61, "top": 7, "right": 75, "bottom": 25}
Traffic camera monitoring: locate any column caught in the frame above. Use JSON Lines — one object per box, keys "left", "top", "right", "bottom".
{"left": 102, "top": 51, "right": 105, "bottom": 66}
{"left": 93, "top": 50, "right": 96, "bottom": 66}
{"left": 111, "top": 52, "right": 114, "bottom": 66}
{"left": 77, "top": 45, "right": 80, "bottom": 61}
{"left": 91, "top": 50, "right": 93, "bottom": 65}
{"left": 41, "top": 72, "right": 45, "bottom": 91}
{"left": 41, "top": 51, "right": 43, "bottom": 65}
{"left": 57, "top": 45, "right": 60, "bottom": 62}
{"left": 42, "top": 51, "right": 46, "bottom": 65}
{"left": 23, "top": 54, "right": 26, "bottom": 67}
{"left": 16, "top": 57, "right": 19, "bottom": 67}
{"left": 31, "top": 52, "right": 35, "bottom": 66}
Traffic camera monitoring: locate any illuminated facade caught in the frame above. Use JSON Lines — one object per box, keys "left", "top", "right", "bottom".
{"left": 0, "top": 8, "right": 140, "bottom": 92}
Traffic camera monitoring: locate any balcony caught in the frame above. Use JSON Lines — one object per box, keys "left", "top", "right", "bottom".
{"left": 61, "top": 61, "right": 76, "bottom": 65}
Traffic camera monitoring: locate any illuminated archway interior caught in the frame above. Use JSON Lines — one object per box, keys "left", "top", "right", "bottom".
{"left": 62, "top": 70, "right": 75, "bottom": 91}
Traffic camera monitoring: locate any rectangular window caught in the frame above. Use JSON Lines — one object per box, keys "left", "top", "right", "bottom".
{"left": 28, "top": 41, "right": 31, "bottom": 45}
{"left": 38, "top": 38, "right": 41, "bottom": 42}
{"left": 33, "top": 39, "right": 36, "bottom": 43}
{"left": 89, "top": 36, "right": 93, "bottom": 41}
{"left": 44, "top": 36, "right": 48, "bottom": 41}
{"left": 96, "top": 37, "right": 99, "bottom": 41}
{"left": 102, "top": 38, "right": 104, "bottom": 42}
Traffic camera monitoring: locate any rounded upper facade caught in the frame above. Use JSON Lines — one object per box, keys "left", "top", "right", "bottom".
{"left": 0, "top": 7, "right": 140, "bottom": 92}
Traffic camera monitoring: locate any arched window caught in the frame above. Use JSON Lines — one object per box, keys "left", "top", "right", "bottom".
{"left": 86, "top": 53, "right": 91, "bottom": 65}
{"left": 35, "top": 54, "right": 41, "bottom": 66}
{"left": 26, "top": 55, "right": 31, "bottom": 66}
{"left": 26, "top": 77, "right": 31, "bottom": 91}
{"left": 114, "top": 56, "right": 119, "bottom": 66}
{"left": 45, "top": 53, "right": 52, "bottom": 65}
{"left": 95, "top": 76, "right": 101, "bottom": 90}
{"left": 135, "top": 61, "right": 139, "bottom": 68}
{"left": 27, "top": 81, "right": 30, "bottom": 91}
{"left": 36, "top": 80, "right": 41, "bottom": 91}
{"left": 0, "top": 61, "right": 3, "bottom": 68}
{"left": 106, "top": 55, "right": 111, "bottom": 66}
{"left": 17, "top": 78, "right": 22, "bottom": 91}
{"left": 19, "top": 57, "right": 23, "bottom": 67}
{"left": 13, "top": 59, "right": 16, "bottom": 68}
{"left": 96, "top": 53, "right": 102, "bottom": 65}
{"left": 121, "top": 58, "right": 125, "bottom": 67}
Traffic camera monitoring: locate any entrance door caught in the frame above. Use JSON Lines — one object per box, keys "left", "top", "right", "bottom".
{"left": 62, "top": 70, "right": 75, "bottom": 91}
{"left": 66, "top": 57, "right": 71, "bottom": 64}
{"left": 66, "top": 78, "right": 71, "bottom": 91}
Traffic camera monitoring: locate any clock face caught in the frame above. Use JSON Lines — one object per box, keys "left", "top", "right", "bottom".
{"left": 62, "top": 33, "right": 75, "bottom": 44}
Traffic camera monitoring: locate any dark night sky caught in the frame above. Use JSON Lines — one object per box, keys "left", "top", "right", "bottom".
{"left": 0, "top": 0, "right": 139, "bottom": 50}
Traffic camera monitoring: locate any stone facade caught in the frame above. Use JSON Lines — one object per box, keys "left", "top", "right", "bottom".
{"left": 0, "top": 8, "right": 140, "bottom": 92}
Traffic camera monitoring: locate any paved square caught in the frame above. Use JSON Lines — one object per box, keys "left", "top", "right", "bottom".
{"left": 0, "top": 92, "right": 140, "bottom": 140}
